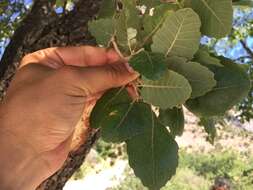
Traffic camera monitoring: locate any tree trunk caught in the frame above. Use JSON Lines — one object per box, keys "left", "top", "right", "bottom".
{"left": 0, "top": 0, "right": 102, "bottom": 189}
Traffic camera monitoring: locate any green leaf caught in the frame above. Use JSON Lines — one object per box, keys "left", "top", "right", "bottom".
{"left": 90, "top": 88, "right": 131, "bottom": 129}
{"left": 114, "top": 0, "right": 140, "bottom": 52}
{"left": 115, "top": 13, "right": 129, "bottom": 50}
{"left": 129, "top": 50, "right": 167, "bottom": 80}
{"left": 140, "top": 4, "right": 177, "bottom": 46}
{"left": 137, "top": 0, "right": 162, "bottom": 8}
{"left": 159, "top": 107, "right": 185, "bottom": 137}
{"left": 167, "top": 56, "right": 217, "bottom": 98}
{"left": 122, "top": 0, "right": 140, "bottom": 29}
{"left": 90, "top": 88, "right": 150, "bottom": 142}
{"left": 199, "top": 117, "right": 217, "bottom": 144}
{"left": 98, "top": 0, "right": 116, "bottom": 18}
{"left": 233, "top": 0, "right": 253, "bottom": 7}
{"left": 139, "top": 70, "right": 192, "bottom": 109}
{"left": 56, "top": 0, "right": 66, "bottom": 7}
{"left": 101, "top": 102, "right": 153, "bottom": 142}
{"left": 194, "top": 49, "right": 223, "bottom": 67}
{"left": 186, "top": 55, "right": 251, "bottom": 117}
{"left": 184, "top": 0, "right": 233, "bottom": 38}
{"left": 88, "top": 18, "right": 114, "bottom": 46}
{"left": 126, "top": 106, "right": 178, "bottom": 190}
{"left": 151, "top": 8, "right": 201, "bottom": 59}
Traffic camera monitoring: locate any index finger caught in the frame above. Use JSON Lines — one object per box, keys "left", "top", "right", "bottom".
{"left": 20, "top": 46, "right": 122, "bottom": 69}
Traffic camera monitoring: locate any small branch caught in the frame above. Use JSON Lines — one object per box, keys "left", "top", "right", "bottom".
{"left": 62, "top": 1, "right": 67, "bottom": 15}
{"left": 240, "top": 40, "right": 253, "bottom": 74}
{"left": 125, "top": 48, "right": 144, "bottom": 61}
{"left": 111, "top": 36, "right": 124, "bottom": 59}
{"left": 240, "top": 40, "right": 253, "bottom": 59}
{"left": 234, "top": 56, "right": 252, "bottom": 62}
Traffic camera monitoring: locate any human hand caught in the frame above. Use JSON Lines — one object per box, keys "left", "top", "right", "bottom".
{"left": 0, "top": 46, "right": 138, "bottom": 190}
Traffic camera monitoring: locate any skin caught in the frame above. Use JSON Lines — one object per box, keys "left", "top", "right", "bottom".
{"left": 0, "top": 46, "right": 138, "bottom": 190}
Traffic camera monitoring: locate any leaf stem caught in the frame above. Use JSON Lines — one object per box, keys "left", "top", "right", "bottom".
{"left": 111, "top": 36, "right": 125, "bottom": 59}
{"left": 177, "top": 0, "right": 183, "bottom": 8}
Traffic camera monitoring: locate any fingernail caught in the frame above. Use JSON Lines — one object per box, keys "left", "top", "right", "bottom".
{"left": 124, "top": 62, "right": 136, "bottom": 74}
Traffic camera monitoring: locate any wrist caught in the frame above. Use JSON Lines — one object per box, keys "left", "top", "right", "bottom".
{"left": 0, "top": 114, "right": 49, "bottom": 190}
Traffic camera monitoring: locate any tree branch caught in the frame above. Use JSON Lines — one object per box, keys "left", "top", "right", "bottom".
{"left": 240, "top": 39, "right": 253, "bottom": 60}
{"left": 0, "top": 0, "right": 57, "bottom": 100}
{"left": 0, "top": 0, "right": 57, "bottom": 77}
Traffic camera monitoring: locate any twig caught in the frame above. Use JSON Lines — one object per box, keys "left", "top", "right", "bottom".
{"left": 234, "top": 56, "right": 252, "bottom": 62}
{"left": 63, "top": 1, "right": 67, "bottom": 15}
{"left": 111, "top": 36, "right": 124, "bottom": 59}
{"left": 240, "top": 40, "right": 253, "bottom": 59}
{"left": 125, "top": 48, "right": 144, "bottom": 61}
{"left": 240, "top": 40, "right": 253, "bottom": 73}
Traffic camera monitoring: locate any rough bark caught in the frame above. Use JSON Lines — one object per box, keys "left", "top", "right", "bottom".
{"left": 0, "top": 0, "right": 103, "bottom": 189}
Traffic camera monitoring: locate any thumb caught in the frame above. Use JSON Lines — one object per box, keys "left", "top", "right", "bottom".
{"left": 59, "top": 63, "right": 139, "bottom": 95}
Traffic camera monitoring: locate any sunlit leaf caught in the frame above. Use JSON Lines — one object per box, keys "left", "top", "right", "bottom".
{"left": 186, "top": 55, "right": 251, "bottom": 117}
{"left": 140, "top": 70, "right": 192, "bottom": 109}
{"left": 184, "top": 0, "right": 233, "bottom": 38}
{"left": 151, "top": 8, "right": 201, "bottom": 59}
{"left": 140, "top": 4, "right": 177, "bottom": 46}
{"left": 167, "top": 56, "right": 217, "bottom": 98}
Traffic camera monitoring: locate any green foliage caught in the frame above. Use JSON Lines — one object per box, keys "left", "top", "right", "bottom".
{"left": 186, "top": 52, "right": 251, "bottom": 117}
{"left": 184, "top": 0, "right": 233, "bottom": 38}
{"left": 88, "top": 1, "right": 251, "bottom": 189}
{"left": 126, "top": 109, "right": 178, "bottom": 190}
{"left": 151, "top": 8, "right": 201, "bottom": 59}
{"left": 98, "top": 0, "right": 116, "bottom": 18}
{"left": 140, "top": 70, "right": 192, "bottom": 109}
{"left": 88, "top": 18, "right": 114, "bottom": 46}
{"left": 0, "top": 0, "right": 28, "bottom": 43}
{"left": 137, "top": 0, "right": 162, "bottom": 8}
{"left": 140, "top": 4, "right": 176, "bottom": 46}
{"left": 208, "top": 7, "right": 253, "bottom": 123}
{"left": 158, "top": 107, "right": 184, "bottom": 137}
{"left": 109, "top": 150, "right": 253, "bottom": 190}
{"left": 109, "top": 167, "right": 211, "bottom": 190}
{"left": 167, "top": 56, "right": 217, "bottom": 98}
{"left": 55, "top": 0, "right": 74, "bottom": 8}
{"left": 180, "top": 150, "right": 253, "bottom": 189}
{"left": 233, "top": 0, "right": 253, "bottom": 7}
{"left": 90, "top": 88, "right": 149, "bottom": 142}
{"left": 199, "top": 117, "right": 217, "bottom": 144}
{"left": 129, "top": 50, "right": 167, "bottom": 80}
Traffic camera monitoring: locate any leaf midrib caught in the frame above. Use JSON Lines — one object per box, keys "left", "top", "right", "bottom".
{"left": 141, "top": 13, "right": 169, "bottom": 48}
{"left": 144, "top": 51, "right": 155, "bottom": 72}
{"left": 200, "top": 0, "right": 226, "bottom": 31}
{"left": 150, "top": 107, "right": 156, "bottom": 188}
{"left": 213, "top": 84, "right": 249, "bottom": 91}
{"left": 115, "top": 100, "right": 136, "bottom": 130}
{"left": 166, "top": 15, "right": 185, "bottom": 57}
{"left": 138, "top": 84, "right": 187, "bottom": 89}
